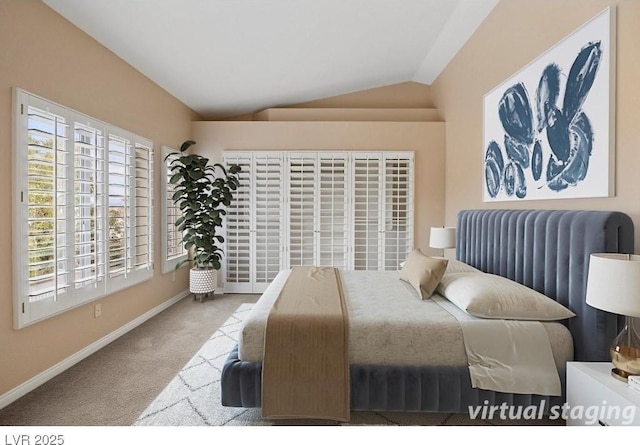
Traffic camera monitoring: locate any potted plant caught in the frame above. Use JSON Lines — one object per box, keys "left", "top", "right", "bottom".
{"left": 167, "top": 140, "right": 241, "bottom": 301}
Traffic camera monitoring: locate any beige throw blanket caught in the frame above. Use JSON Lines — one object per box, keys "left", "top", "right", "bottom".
{"left": 261, "top": 266, "right": 350, "bottom": 421}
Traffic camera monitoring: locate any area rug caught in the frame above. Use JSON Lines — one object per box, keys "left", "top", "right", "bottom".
{"left": 134, "top": 303, "right": 563, "bottom": 426}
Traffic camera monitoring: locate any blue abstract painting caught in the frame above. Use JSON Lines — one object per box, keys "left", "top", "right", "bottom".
{"left": 483, "top": 7, "right": 614, "bottom": 202}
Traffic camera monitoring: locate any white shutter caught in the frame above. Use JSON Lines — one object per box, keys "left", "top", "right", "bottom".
{"left": 132, "top": 138, "right": 153, "bottom": 276}
{"left": 72, "top": 119, "right": 106, "bottom": 300}
{"left": 351, "top": 153, "right": 382, "bottom": 270}
{"left": 161, "top": 146, "right": 187, "bottom": 273}
{"left": 382, "top": 152, "right": 414, "bottom": 270}
{"left": 223, "top": 152, "right": 252, "bottom": 293}
{"left": 21, "top": 99, "right": 73, "bottom": 323}
{"left": 106, "top": 132, "right": 130, "bottom": 283}
{"left": 106, "top": 131, "right": 153, "bottom": 293}
{"left": 286, "top": 152, "right": 317, "bottom": 267}
{"left": 253, "top": 152, "right": 284, "bottom": 292}
{"left": 317, "top": 152, "right": 349, "bottom": 268}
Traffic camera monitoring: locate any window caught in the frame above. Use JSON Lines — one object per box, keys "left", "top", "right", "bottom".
{"left": 161, "top": 145, "right": 188, "bottom": 273}
{"left": 12, "top": 88, "right": 154, "bottom": 328}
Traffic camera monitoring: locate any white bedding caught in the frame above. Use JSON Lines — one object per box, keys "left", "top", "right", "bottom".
{"left": 433, "top": 295, "right": 562, "bottom": 396}
{"left": 239, "top": 269, "right": 574, "bottom": 375}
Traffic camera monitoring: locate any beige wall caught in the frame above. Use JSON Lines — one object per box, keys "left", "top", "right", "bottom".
{"left": 225, "top": 81, "right": 436, "bottom": 120}
{"left": 0, "top": 2, "right": 195, "bottom": 396}
{"left": 432, "top": 0, "right": 640, "bottom": 252}
{"left": 191, "top": 118, "right": 446, "bottom": 286}
{"left": 291, "top": 81, "right": 435, "bottom": 109}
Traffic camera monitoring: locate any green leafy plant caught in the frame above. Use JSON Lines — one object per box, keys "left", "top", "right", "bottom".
{"left": 167, "top": 140, "right": 241, "bottom": 270}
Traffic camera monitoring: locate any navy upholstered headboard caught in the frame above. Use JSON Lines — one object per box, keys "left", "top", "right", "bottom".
{"left": 456, "top": 209, "right": 634, "bottom": 363}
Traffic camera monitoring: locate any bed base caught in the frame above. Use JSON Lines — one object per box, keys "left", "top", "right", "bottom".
{"left": 222, "top": 344, "right": 564, "bottom": 412}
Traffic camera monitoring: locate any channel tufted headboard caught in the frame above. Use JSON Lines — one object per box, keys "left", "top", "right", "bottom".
{"left": 456, "top": 209, "right": 634, "bottom": 363}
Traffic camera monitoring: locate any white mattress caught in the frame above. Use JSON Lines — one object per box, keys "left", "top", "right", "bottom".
{"left": 238, "top": 269, "right": 574, "bottom": 368}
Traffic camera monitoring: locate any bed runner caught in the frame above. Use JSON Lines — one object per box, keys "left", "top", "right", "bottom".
{"left": 261, "top": 266, "right": 350, "bottom": 421}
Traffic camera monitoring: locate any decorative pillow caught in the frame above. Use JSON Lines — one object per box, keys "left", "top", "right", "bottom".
{"left": 437, "top": 272, "right": 576, "bottom": 321}
{"left": 399, "top": 249, "right": 448, "bottom": 300}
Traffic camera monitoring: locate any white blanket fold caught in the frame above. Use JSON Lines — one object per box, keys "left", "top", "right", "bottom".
{"left": 433, "top": 295, "right": 562, "bottom": 396}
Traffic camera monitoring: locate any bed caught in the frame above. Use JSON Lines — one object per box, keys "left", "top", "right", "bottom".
{"left": 220, "top": 209, "right": 634, "bottom": 415}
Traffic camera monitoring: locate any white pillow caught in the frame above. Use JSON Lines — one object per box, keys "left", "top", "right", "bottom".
{"left": 405, "top": 258, "right": 480, "bottom": 274}
{"left": 437, "top": 272, "right": 575, "bottom": 321}
{"left": 444, "top": 259, "right": 481, "bottom": 274}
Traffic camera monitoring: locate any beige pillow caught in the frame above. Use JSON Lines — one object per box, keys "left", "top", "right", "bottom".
{"left": 399, "top": 249, "right": 448, "bottom": 300}
{"left": 438, "top": 272, "right": 576, "bottom": 321}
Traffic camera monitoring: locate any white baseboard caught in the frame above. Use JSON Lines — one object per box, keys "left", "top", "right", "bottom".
{"left": 0, "top": 289, "right": 190, "bottom": 410}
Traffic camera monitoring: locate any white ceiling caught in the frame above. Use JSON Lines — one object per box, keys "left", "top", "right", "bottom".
{"left": 43, "top": 0, "right": 499, "bottom": 119}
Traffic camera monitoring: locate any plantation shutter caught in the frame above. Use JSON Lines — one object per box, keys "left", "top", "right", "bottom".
{"left": 161, "top": 146, "right": 187, "bottom": 273}
{"left": 317, "top": 153, "right": 349, "bottom": 268}
{"left": 286, "top": 152, "right": 317, "bottom": 267}
{"left": 223, "top": 152, "right": 252, "bottom": 293}
{"left": 352, "top": 153, "right": 382, "bottom": 271}
{"left": 133, "top": 138, "right": 154, "bottom": 276}
{"left": 22, "top": 99, "right": 73, "bottom": 322}
{"left": 106, "top": 131, "right": 154, "bottom": 292}
{"left": 72, "top": 119, "right": 106, "bottom": 300}
{"left": 382, "top": 153, "right": 414, "bottom": 270}
{"left": 220, "top": 149, "right": 414, "bottom": 294}
{"left": 253, "top": 152, "right": 284, "bottom": 292}
{"left": 14, "top": 89, "right": 154, "bottom": 328}
{"left": 106, "top": 132, "right": 131, "bottom": 285}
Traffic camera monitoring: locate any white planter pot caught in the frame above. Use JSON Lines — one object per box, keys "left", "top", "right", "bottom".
{"left": 189, "top": 267, "right": 217, "bottom": 295}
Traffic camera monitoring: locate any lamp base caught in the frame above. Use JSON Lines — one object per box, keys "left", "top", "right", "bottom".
{"left": 609, "top": 316, "right": 640, "bottom": 382}
{"left": 611, "top": 367, "right": 637, "bottom": 382}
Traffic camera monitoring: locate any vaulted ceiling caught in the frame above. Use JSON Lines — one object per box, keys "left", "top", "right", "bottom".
{"left": 43, "top": 0, "right": 499, "bottom": 119}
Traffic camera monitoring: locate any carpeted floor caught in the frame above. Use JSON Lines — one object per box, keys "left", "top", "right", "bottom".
{"left": 0, "top": 292, "right": 258, "bottom": 426}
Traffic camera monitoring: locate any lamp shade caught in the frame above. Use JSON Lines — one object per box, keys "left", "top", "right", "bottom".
{"left": 429, "top": 227, "right": 456, "bottom": 249}
{"left": 585, "top": 253, "right": 640, "bottom": 317}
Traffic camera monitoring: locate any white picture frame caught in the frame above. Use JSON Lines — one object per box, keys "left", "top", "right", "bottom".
{"left": 482, "top": 7, "right": 615, "bottom": 202}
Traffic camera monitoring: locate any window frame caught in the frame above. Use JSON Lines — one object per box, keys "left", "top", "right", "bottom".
{"left": 12, "top": 88, "right": 154, "bottom": 329}
{"left": 160, "top": 145, "right": 188, "bottom": 274}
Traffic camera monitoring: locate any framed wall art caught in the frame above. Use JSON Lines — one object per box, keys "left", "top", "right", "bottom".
{"left": 482, "top": 7, "right": 615, "bottom": 202}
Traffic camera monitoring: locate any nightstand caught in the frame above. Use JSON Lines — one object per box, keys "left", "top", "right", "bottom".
{"left": 566, "top": 362, "right": 640, "bottom": 426}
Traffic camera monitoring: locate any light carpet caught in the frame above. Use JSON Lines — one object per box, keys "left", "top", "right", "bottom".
{"left": 134, "top": 303, "right": 563, "bottom": 427}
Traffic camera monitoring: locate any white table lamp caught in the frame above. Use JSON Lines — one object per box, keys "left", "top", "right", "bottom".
{"left": 429, "top": 227, "right": 456, "bottom": 256}
{"left": 585, "top": 253, "right": 640, "bottom": 382}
